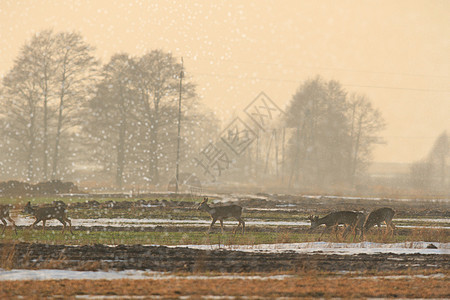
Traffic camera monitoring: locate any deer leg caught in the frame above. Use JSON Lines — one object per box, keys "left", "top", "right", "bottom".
{"left": 31, "top": 219, "right": 40, "bottom": 230}
{"left": 318, "top": 227, "right": 328, "bottom": 241}
{"left": 65, "top": 217, "right": 73, "bottom": 235}
{"left": 233, "top": 218, "right": 242, "bottom": 235}
{"left": 237, "top": 218, "right": 245, "bottom": 234}
{"left": 208, "top": 218, "right": 217, "bottom": 233}
{"left": 6, "top": 216, "right": 17, "bottom": 235}
{"left": 360, "top": 228, "right": 365, "bottom": 240}
{"left": 232, "top": 218, "right": 239, "bottom": 234}
{"left": 333, "top": 225, "right": 340, "bottom": 240}
{"left": 343, "top": 224, "right": 353, "bottom": 239}
{"left": 0, "top": 219, "right": 6, "bottom": 235}
{"left": 352, "top": 227, "right": 358, "bottom": 242}
{"left": 219, "top": 219, "right": 224, "bottom": 233}
{"left": 345, "top": 224, "right": 357, "bottom": 241}
{"left": 57, "top": 218, "right": 66, "bottom": 234}
{"left": 386, "top": 221, "right": 395, "bottom": 236}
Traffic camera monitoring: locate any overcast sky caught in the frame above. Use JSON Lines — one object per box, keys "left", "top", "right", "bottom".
{"left": 1, "top": 0, "right": 449, "bottom": 164}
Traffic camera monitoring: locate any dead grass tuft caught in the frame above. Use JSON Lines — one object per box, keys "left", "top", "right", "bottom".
{"left": 410, "top": 228, "right": 448, "bottom": 243}
{"left": 0, "top": 242, "right": 17, "bottom": 270}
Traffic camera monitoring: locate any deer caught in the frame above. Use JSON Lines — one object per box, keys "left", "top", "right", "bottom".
{"left": 343, "top": 211, "right": 368, "bottom": 241}
{"left": 308, "top": 211, "right": 359, "bottom": 240}
{"left": 197, "top": 197, "right": 245, "bottom": 234}
{"left": 363, "top": 207, "right": 395, "bottom": 236}
{"left": 0, "top": 204, "right": 17, "bottom": 235}
{"left": 23, "top": 201, "right": 73, "bottom": 234}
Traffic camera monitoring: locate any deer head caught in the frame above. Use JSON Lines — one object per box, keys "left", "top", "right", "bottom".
{"left": 197, "top": 197, "right": 209, "bottom": 211}
{"left": 308, "top": 215, "right": 320, "bottom": 229}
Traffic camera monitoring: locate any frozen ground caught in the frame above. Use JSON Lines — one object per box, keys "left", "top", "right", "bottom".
{"left": 0, "top": 269, "right": 293, "bottom": 281}
{"left": 0, "top": 268, "right": 445, "bottom": 281}
{"left": 172, "top": 241, "right": 450, "bottom": 255}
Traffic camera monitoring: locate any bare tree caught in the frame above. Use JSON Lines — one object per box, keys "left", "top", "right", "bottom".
{"left": 0, "top": 50, "right": 42, "bottom": 181}
{"left": 86, "top": 53, "right": 138, "bottom": 187}
{"left": 347, "top": 93, "right": 386, "bottom": 185}
{"left": 132, "top": 50, "right": 195, "bottom": 185}
{"left": 411, "top": 131, "right": 449, "bottom": 190}
{"left": 284, "top": 76, "right": 349, "bottom": 187}
{"left": 283, "top": 77, "right": 385, "bottom": 190}
{"left": 429, "top": 131, "right": 448, "bottom": 187}
{"left": 28, "top": 30, "right": 58, "bottom": 181}
{"left": 51, "top": 32, "right": 98, "bottom": 180}
{"left": 0, "top": 30, "right": 98, "bottom": 182}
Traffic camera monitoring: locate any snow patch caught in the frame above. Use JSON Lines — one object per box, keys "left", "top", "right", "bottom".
{"left": 172, "top": 241, "right": 450, "bottom": 255}
{"left": 0, "top": 269, "right": 293, "bottom": 281}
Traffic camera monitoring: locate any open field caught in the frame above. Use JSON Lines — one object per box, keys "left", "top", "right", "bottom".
{"left": 0, "top": 193, "right": 449, "bottom": 298}
{"left": 0, "top": 272, "right": 448, "bottom": 299}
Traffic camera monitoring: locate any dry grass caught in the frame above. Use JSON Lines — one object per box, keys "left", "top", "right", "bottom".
{"left": 0, "top": 242, "right": 17, "bottom": 270}
{"left": 0, "top": 274, "right": 447, "bottom": 299}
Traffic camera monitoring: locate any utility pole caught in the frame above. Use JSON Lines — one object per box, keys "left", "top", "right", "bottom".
{"left": 175, "top": 57, "right": 184, "bottom": 193}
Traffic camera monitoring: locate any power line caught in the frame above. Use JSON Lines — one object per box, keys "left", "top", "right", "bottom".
{"left": 191, "top": 72, "right": 450, "bottom": 93}
{"left": 189, "top": 57, "right": 450, "bottom": 79}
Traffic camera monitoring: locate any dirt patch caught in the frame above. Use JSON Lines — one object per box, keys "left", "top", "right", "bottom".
{"left": 1, "top": 242, "right": 448, "bottom": 273}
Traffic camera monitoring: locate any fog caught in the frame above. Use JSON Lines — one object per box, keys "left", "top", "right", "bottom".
{"left": 0, "top": 0, "right": 448, "bottom": 195}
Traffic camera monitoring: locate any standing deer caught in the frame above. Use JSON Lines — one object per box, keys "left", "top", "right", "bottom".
{"left": 308, "top": 211, "right": 359, "bottom": 240}
{"left": 197, "top": 197, "right": 245, "bottom": 234}
{"left": 0, "top": 204, "right": 17, "bottom": 235}
{"left": 363, "top": 207, "right": 395, "bottom": 235}
{"left": 23, "top": 201, "right": 73, "bottom": 234}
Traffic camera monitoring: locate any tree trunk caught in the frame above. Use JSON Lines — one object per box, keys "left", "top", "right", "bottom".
{"left": 27, "top": 104, "right": 37, "bottom": 182}
{"left": 42, "top": 79, "right": 49, "bottom": 181}
{"left": 116, "top": 109, "right": 126, "bottom": 188}
{"left": 52, "top": 62, "right": 66, "bottom": 180}
{"left": 351, "top": 117, "right": 363, "bottom": 183}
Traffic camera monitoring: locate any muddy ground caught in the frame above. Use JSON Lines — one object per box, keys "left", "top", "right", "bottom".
{"left": 1, "top": 242, "right": 448, "bottom": 273}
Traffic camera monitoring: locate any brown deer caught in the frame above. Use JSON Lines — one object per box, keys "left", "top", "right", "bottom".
{"left": 308, "top": 211, "right": 359, "bottom": 240}
{"left": 197, "top": 197, "right": 245, "bottom": 234}
{"left": 343, "top": 211, "right": 368, "bottom": 241}
{"left": 23, "top": 201, "right": 73, "bottom": 234}
{"left": 0, "top": 204, "right": 17, "bottom": 235}
{"left": 363, "top": 207, "right": 395, "bottom": 235}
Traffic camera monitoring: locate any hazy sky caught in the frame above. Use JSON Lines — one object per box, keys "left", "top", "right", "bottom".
{"left": 1, "top": 0, "right": 449, "bottom": 163}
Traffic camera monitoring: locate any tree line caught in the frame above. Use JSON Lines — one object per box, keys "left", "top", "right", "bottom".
{"left": 410, "top": 131, "right": 449, "bottom": 191}
{"left": 216, "top": 77, "right": 386, "bottom": 190}
{"left": 0, "top": 29, "right": 217, "bottom": 187}
{"left": 0, "top": 29, "right": 387, "bottom": 190}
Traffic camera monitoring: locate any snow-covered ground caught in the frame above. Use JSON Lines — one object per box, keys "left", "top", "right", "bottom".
{"left": 0, "top": 268, "right": 445, "bottom": 281}
{"left": 0, "top": 269, "right": 293, "bottom": 281}
{"left": 171, "top": 241, "right": 450, "bottom": 255}
{"left": 13, "top": 216, "right": 450, "bottom": 228}
{"left": 13, "top": 216, "right": 311, "bottom": 227}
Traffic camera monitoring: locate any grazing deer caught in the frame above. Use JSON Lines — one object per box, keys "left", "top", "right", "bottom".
{"left": 308, "top": 211, "right": 359, "bottom": 240}
{"left": 363, "top": 207, "right": 395, "bottom": 235}
{"left": 197, "top": 197, "right": 245, "bottom": 234}
{"left": 23, "top": 201, "right": 73, "bottom": 234}
{"left": 0, "top": 204, "right": 17, "bottom": 235}
{"left": 343, "top": 211, "right": 367, "bottom": 241}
